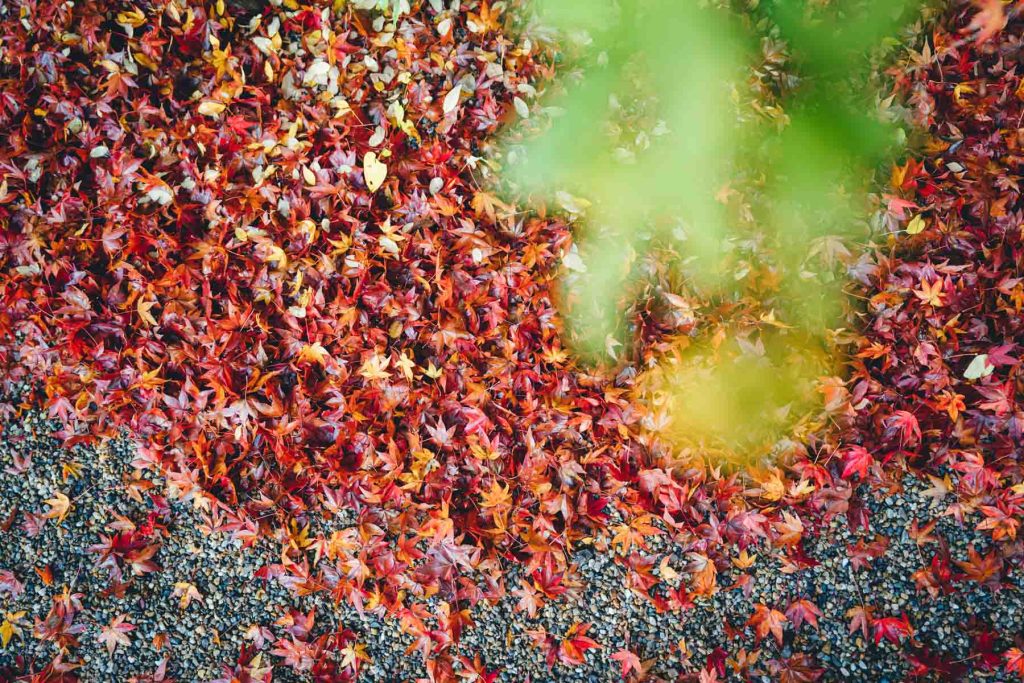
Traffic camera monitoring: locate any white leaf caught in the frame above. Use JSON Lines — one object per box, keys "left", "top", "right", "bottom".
{"left": 555, "top": 191, "right": 591, "bottom": 216}
{"left": 964, "top": 354, "right": 994, "bottom": 380}
{"left": 303, "top": 60, "right": 331, "bottom": 87}
{"left": 251, "top": 37, "right": 274, "bottom": 55}
{"left": 562, "top": 250, "right": 587, "bottom": 273}
{"left": 145, "top": 185, "right": 174, "bottom": 205}
{"left": 443, "top": 84, "right": 462, "bottom": 114}
{"left": 513, "top": 96, "right": 529, "bottom": 119}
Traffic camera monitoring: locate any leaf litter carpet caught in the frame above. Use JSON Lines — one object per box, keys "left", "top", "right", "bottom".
{"left": 1, "top": 0, "right": 1024, "bottom": 681}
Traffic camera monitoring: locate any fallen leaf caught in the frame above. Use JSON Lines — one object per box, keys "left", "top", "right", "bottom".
{"left": 964, "top": 353, "right": 994, "bottom": 380}
{"left": 42, "top": 492, "right": 71, "bottom": 525}
{"left": 443, "top": 84, "right": 462, "bottom": 114}
{"left": 748, "top": 603, "right": 788, "bottom": 645}
{"left": 906, "top": 214, "right": 926, "bottom": 234}
{"left": 197, "top": 100, "right": 226, "bottom": 117}
{"left": 97, "top": 615, "right": 135, "bottom": 655}
{"left": 363, "top": 152, "right": 388, "bottom": 193}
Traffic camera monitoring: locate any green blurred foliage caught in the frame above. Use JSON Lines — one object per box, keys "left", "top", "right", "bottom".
{"left": 504, "top": 0, "right": 921, "bottom": 455}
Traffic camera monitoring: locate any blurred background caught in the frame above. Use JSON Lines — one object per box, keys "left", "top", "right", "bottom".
{"left": 499, "top": 0, "right": 928, "bottom": 461}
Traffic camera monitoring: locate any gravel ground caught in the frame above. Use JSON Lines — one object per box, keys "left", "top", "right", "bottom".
{"left": 1, "top": 405, "right": 1022, "bottom": 681}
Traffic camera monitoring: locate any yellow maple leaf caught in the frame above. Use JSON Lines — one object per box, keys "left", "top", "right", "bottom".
{"left": 480, "top": 481, "right": 511, "bottom": 509}
{"left": 541, "top": 345, "right": 569, "bottom": 365}
{"left": 171, "top": 582, "right": 203, "bottom": 609}
{"left": 750, "top": 468, "right": 785, "bottom": 502}
{"left": 43, "top": 492, "right": 71, "bottom": 524}
{"left": 340, "top": 642, "right": 370, "bottom": 669}
{"left": 61, "top": 461, "right": 84, "bottom": 481}
{"left": 423, "top": 361, "right": 443, "bottom": 379}
{"left": 137, "top": 298, "right": 159, "bottom": 326}
{"left": 394, "top": 352, "right": 416, "bottom": 381}
{"left": 788, "top": 478, "right": 815, "bottom": 499}
{"left": 658, "top": 556, "right": 679, "bottom": 581}
{"left": 0, "top": 612, "right": 26, "bottom": 648}
{"left": 297, "top": 342, "right": 329, "bottom": 366}
{"left": 134, "top": 367, "right": 166, "bottom": 391}
{"left": 288, "top": 521, "right": 312, "bottom": 550}
{"left": 469, "top": 442, "right": 499, "bottom": 461}
{"left": 921, "top": 473, "right": 952, "bottom": 506}
{"left": 913, "top": 277, "right": 944, "bottom": 307}
{"left": 733, "top": 549, "right": 757, "bottom": 569}
{"left": 359, "top": 353, "right": 391, "bottom": 381}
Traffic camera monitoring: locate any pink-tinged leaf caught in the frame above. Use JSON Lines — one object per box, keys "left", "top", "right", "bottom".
{"left": 611, "top": 648, "right": 644, "bottom": 678}
{"left": 785, "top": 598, "right": 822, "bottom": 631}
{"left": 97, "top": 615, "right": 135, "bottom": 655}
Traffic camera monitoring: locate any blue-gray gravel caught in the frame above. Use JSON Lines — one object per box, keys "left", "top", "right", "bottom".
{"left": 1, "top": 406, "right": 1022, "bottom": 681}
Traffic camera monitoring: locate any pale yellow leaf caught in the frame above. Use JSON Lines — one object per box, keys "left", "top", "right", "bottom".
{"left": 362, "top": 152, "right": 387, "bottom": 193}
{"left": 906, "top": 214, "right": 926, "bottom": 235}
{"left": 442, "top": 84, "right": 462, "bottom": 114}
{"left": 197, "top": 100, "right": 226, "bottom": 117}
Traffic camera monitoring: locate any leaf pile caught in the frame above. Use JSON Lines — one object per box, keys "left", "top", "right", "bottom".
{"left": 2, "top": 0, "right": 1024, "bottom": 680}
{"left": 845, "top": 3, "right": 1024, "bottom": 563}
{"left": 0, "top": 0, "right": 647, "bottom": 675}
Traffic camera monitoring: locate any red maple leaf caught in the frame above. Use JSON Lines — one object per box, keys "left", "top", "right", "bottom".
{"left": 872, "top": 613, "right": 913, "bottom": 645}
{"left": 557, "top": 622, "right": 601, "bottom": 666}
{"left": 887, "top": 410, "right": 921, "bottom": 445}
{"left": 841, "top": 446, "right": 873, "bottom": 479}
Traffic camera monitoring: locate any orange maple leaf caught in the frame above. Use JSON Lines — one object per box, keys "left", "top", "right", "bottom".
{"left": 748, "top": 603, "right": 788, "bottom": 644}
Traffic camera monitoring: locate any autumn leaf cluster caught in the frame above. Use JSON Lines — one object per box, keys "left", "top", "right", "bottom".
{"left": 1, "top": 0, "right": 1024, "bottom": 681}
